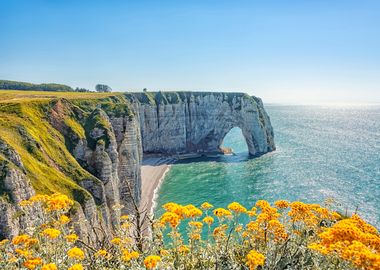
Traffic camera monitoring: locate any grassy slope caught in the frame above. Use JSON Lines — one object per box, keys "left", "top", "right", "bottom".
{"left": 0, "top": 90, "right": 132, "bottom": 203}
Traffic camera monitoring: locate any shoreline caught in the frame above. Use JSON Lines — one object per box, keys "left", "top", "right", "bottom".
{"left": 139, "top": 156, "right": 176, "bottom": 217}
{"left": 150, "top": 165, "right": 171, "bottom": 216}
{"left": 139, "top": 152, "right": 227, "bottom": 218}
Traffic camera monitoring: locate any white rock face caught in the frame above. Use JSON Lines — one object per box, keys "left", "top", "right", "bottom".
{"left": 0, "top": 140, "right": 43, "bottom": 239}
{"left": 73, "top": 109, "right": 143, "bottom": 236}
{"left": 134, "top": 92, "right": 275, "bottom": 156}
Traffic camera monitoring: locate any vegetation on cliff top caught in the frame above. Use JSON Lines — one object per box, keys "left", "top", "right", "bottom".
{"left": 0, "top": 91, "right": 133, "bottom": 204}
{"left": 0, "top": 194, "right": 378, "bottom": 269}
{"left": 131, "top": 91, "right": 257, "bottom": 106}
{"left": 0, "top": 80, "right": 74, "bottom": 92}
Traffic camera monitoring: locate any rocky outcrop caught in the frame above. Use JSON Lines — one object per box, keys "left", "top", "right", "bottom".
{"left": 58, "top": 106, "right": 143, "bottom": 240}
{"left": 0, "top": 91, "right": 274, "bottom": 241}
{"left": 132, "top": 92, "right": 275, "bottom": 156}
{"left": 0, "top": 140, "right": 43, "bottom": 239}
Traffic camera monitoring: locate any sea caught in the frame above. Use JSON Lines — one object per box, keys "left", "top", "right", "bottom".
{"left": 155, "top": 105, "right": 380, "bottom": 227}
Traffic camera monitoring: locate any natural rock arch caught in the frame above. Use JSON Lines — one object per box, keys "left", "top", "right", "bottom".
{"left": 135, "top": 92, "right": 275, "bottom": 157}
{"left": 219, "top": 126, "right": 251, "bottom": 154}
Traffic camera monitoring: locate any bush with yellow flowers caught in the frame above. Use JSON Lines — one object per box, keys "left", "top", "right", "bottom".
{"left": 0, "top": 193, "right": 379, "bottom": 269}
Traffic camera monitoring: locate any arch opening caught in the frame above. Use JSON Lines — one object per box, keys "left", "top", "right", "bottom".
{"left": 220, "top": 127, "right": 249, "bottom": 155}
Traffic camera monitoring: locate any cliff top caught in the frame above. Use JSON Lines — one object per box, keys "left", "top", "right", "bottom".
{"left": 0, "top": 90, "right": 119, "bottom": 103}
{"left": 0, "top": 90, "right": 259, "bottom": 107}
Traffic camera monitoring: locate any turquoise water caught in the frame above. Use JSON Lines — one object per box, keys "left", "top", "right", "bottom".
{"left": 155, "top": 105, "right": 380, "bottom": 227}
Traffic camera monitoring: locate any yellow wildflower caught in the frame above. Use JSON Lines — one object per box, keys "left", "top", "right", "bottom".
{"left": 41, "top": 228, "right": 61, "bottom": 239}
{"left": 19, "top": 200, "right": 32, "bottom": 207}
{"left": 160, "top": 212, "right": 180, "bottom": 228}
{"left": 228, "top": 202, "right": 247, "bottom": 213}
{"left": 255, "top": 200, "right": 270, "bottom": 209}
{"left": 247, "top": 210, "right": 256, "bottom": 217}
{"left": 23, "top": 258, "right": 43, "bottom": 269}
{"left": 188, "top": 221, "right": 203, "bottom": 229}
{"left": 67, "top": 247, "right": 85, "bottom": 260}
{"left": 203, "top": 216, "right": 214, "bottom": 225}
{"left": 274, "top": 200, "right": 289, "bottom": 209}
{"left": 178, "top": 245, "right": 190, "bottom": 253}
{"left": 162, "top": 202, "right": 185, "bottom": 217}
{"left": 130, "top": 251, "right": 139, "bottom": 259}
{"left": 288, "top": 201, "right": 312, "bottom": 223}
{"left": 268, "top": 220, "right": 288, "bottom": 241}
{"left": 190, "top": 233, "right": 201, "bottom": 240}
{"left": 235, "top": 225, "right": 243, "bottom": 232}
{"left": 144, "top": 255, "right": 161, "bottom": 269}
{"left": 256, "top": 213, "right": 271, "bottom": 223}
{"left": 95, "top": 249, "right": 108, "bottom": 258}
{"left": 332, "top": 211, "right": 341, "bottom": 220}
{"left": 246, "top": 221, "right": 259, "bottom": 231}
{"left": 122, "top": 250, "right": 139, "bottom": 262}
{"left": 0, "top": 239, "right": 9, "bottom": 246}
{"left": 68, "top": 264, "right": 83, "bottom": 270}
{"left": 201, "top": 202, "right": 213, "bottom": 210}
{"left": 12, "top": 234, "right": 30, "bottom": 245}
{"left": 213, "top": 226, "right": 226, "bottom": 238}
{"left": 15, "top": 248, "right": 30, "bottom": 257}
{"left": 41, "top": 263, "right": 58, "bottom": 270}
{"left": 29, "top": 194, "right": 49, "bottom": 203}
{"left": 110, "top": 237, "right": 122, "bottom": 245}
{"left": 59, "top": 215, "right": 70, "bottom": 224}
{"left": 26, "top": 238, "right": 39, "bottom": 247}
{"left": 185, "top": 204, "right": 203, "bottom": 218}
{"left": 65, "top": 234, "right": 79, "bottom": 243}
{"left": 246, "top": 250, "right": 265, "bottom": 270}
{"left": 213, "top": 208, "right": 232, "bottom": 218}
{"left": 46, "top": 193, "right": 74, "bottom": 211}
{"left": 308, "top": 214, "right": 380, "bottom": 269}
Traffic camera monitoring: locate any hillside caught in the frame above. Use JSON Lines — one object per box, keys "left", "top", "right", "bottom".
{"left": 0, "top": 90, "right": 128, "bottom": 197}
{"left": 0, "top": 90, "right": 142, "bottom": 240}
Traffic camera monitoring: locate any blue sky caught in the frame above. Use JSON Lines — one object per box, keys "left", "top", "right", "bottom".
{"left": 1, "top": 0, "right": 379, "bottom": 104}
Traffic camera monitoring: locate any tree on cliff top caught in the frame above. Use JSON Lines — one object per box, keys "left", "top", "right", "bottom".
{"left": 95, "top": 84, "right": 112, "bottom": 92}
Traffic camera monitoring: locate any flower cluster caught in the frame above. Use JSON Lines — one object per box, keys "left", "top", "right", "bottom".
{"left": 227, "top": 202, "right": 247, "bottom": 213}
{"left": 0, "top": 193, "right": 376, "bottom": 270}
{"left": 213, "top": 207, "right": 232, "bottom": 218}
{"left": 246, "top": 249, "right": 265, "bottom": 270}
{"left": 309, "top": 214, "right": 380, "bottom": 269}
{"left": 143, "top": 255, "right": 161, "bottom": 269}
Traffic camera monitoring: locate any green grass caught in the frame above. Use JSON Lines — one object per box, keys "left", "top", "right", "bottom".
{"left": 0, "top": 90, "right": 134, "bottom": 204}
{"left": 0, "top": 90, "right": 121, "bottom": 103}
{"left": 0, "top": 102, "right": 92, "bottom": 202}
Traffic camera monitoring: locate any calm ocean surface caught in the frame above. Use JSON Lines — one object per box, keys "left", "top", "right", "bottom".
{"left": 155, "top": 105, "right": 380, "bottom": 227}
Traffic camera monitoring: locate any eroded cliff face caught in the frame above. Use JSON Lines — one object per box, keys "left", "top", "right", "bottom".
{"left": 0, "top": 91, "right": 274, "bottom": 242}
{"left": 50, "top": 100, "right": 143, "bottom": 242}
{"left": 0, "top": 97, "right": 143, "bottom": 243}
{"left": 0, "top": 141, "right": 42, "bottom": 239}
{"left": 133, "top": 92, "right": 275, "bottom": 156}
